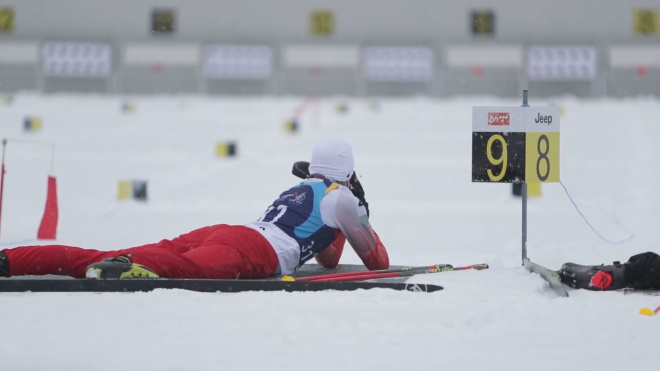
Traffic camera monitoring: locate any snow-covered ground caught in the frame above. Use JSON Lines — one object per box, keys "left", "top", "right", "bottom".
{"left": 0, "top": 93, "right": 658, "bottom": 370}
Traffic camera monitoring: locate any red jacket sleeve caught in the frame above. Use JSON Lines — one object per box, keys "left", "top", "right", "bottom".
{"left": 323, "top": 185, "right": 390, "bottom": 271}
{"left": 356, "top": 230, "right": 389, "bottom": 270}
{"left": 315, "top": 230, "right": 388, "bottom": 270}
{"left": 315, "top": 231, "right": 345, "bottom": 269}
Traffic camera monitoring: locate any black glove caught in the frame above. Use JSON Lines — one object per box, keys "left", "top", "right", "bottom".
{"left": 349, "top": 171, "right": 370, "bottom": 218}
{"left": 292, "top": 161, "right": 370, "bottom": 217}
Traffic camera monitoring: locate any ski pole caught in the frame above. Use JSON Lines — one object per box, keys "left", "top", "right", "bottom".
{"left": 288, "top": 263, "right": 489, "bottom": 282}
{"left": 309, "top": 264, "right": 488, "bottom": 283}
{"left": 291, "top": 263, "right": 453, "bottom": 282}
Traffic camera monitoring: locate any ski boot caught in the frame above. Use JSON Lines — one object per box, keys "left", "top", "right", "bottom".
{"left": 558, "top": 262, "right": 627, "bottom": 291}
{"left": 86, "top": 255, "right": 159, "bottom": 279}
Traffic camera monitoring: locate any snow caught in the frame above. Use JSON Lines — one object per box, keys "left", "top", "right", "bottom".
{"left": 1, "top": 93, "right": 658, "bottom": 370}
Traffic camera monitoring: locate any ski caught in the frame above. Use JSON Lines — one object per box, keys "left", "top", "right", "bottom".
{"left": 524, "top": 259, "right": 569, "bottom": 297}
{"left": 621, "top": 289, "right": 660, "bottom": 296}
{"left": 0, "top": 278, "right": 443, "bottom": 293}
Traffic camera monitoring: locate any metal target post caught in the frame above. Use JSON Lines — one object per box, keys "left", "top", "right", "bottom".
{"left": 521, "top": 90, "right": 529, "bottom": 264}
{"left": 471, "top": 90, "right": 565, "bottom": 296}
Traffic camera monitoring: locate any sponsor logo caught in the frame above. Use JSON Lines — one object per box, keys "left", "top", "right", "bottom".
{"left": 535, "top": 113, "right": 553, "bottom": 125}
{"left": 288, "top": 192, "right": 306, "bottom": 204}
{"left": 277, "top": 193, "right": 295, "bottom": 201}
{"left": 488, "top": 112, "right": 510, "bottom": 126}
{"left": 405, "top": 284, "right": 425, "bottom": 292}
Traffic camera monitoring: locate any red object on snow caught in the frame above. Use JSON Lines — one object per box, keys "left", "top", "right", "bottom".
{"left": 590, "top": 270, "right": 613, "bottom": 290}
{"left": 37, "top": 175, "right": 58, "bottom": 240}
{"left": 151, "top": 62, "right": 163, "bottom": 74}
{"left": 636, "top": 65, "right": 647, "bottom": 77}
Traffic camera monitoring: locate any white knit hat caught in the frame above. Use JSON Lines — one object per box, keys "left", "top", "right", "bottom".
{"left": 309, "top": 138, "right": 355, "bottom": 182}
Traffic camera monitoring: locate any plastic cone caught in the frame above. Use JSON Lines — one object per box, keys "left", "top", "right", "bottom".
{"left": 37, "top": 175, "right": 58, "bottom": 239}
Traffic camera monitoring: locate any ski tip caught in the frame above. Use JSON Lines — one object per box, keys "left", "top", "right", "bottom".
{"left": 473, "top": 264, "right": 489, "bottom": 270}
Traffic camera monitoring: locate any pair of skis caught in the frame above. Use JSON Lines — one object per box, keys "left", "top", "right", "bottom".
{"left": 0, "top": 262, "right": 489, "bottom": 293}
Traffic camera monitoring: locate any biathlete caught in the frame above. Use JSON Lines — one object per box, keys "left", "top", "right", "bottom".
{"left": 0, "top": 138, "right": 389, "bottom": 280}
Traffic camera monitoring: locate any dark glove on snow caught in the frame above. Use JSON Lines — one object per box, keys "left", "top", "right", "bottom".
{"left": 348, "top": 171, "right": 370, "bottom": 218}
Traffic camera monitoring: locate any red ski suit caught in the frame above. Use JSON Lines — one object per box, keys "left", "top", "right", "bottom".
{"left": 4, "top": 225, "right": 279, "bottom": 279}
{"left": 4, "top": 223, "right": 387, "bottom": 279}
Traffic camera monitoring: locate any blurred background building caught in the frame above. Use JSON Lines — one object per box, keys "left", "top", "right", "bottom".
{"left": 0, "top": 0, "right": 658, "bottom": 97}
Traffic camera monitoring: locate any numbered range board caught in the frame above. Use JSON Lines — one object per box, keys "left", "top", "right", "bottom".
{"left": 472, "top": 106, "right": 560, "bottom": 183}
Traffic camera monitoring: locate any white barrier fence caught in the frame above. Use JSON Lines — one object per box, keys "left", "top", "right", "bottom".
{"left": 202, "top": 45, "right": 272, "bottom": 80}
{"left": 0, "top": 41, "right": 658, "bottom": 96}
{"left": 41, "top": 42, "right": 112, "bottom": 78}
{"left": 526, "top": 46, "right": 597, "bottom": 81}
